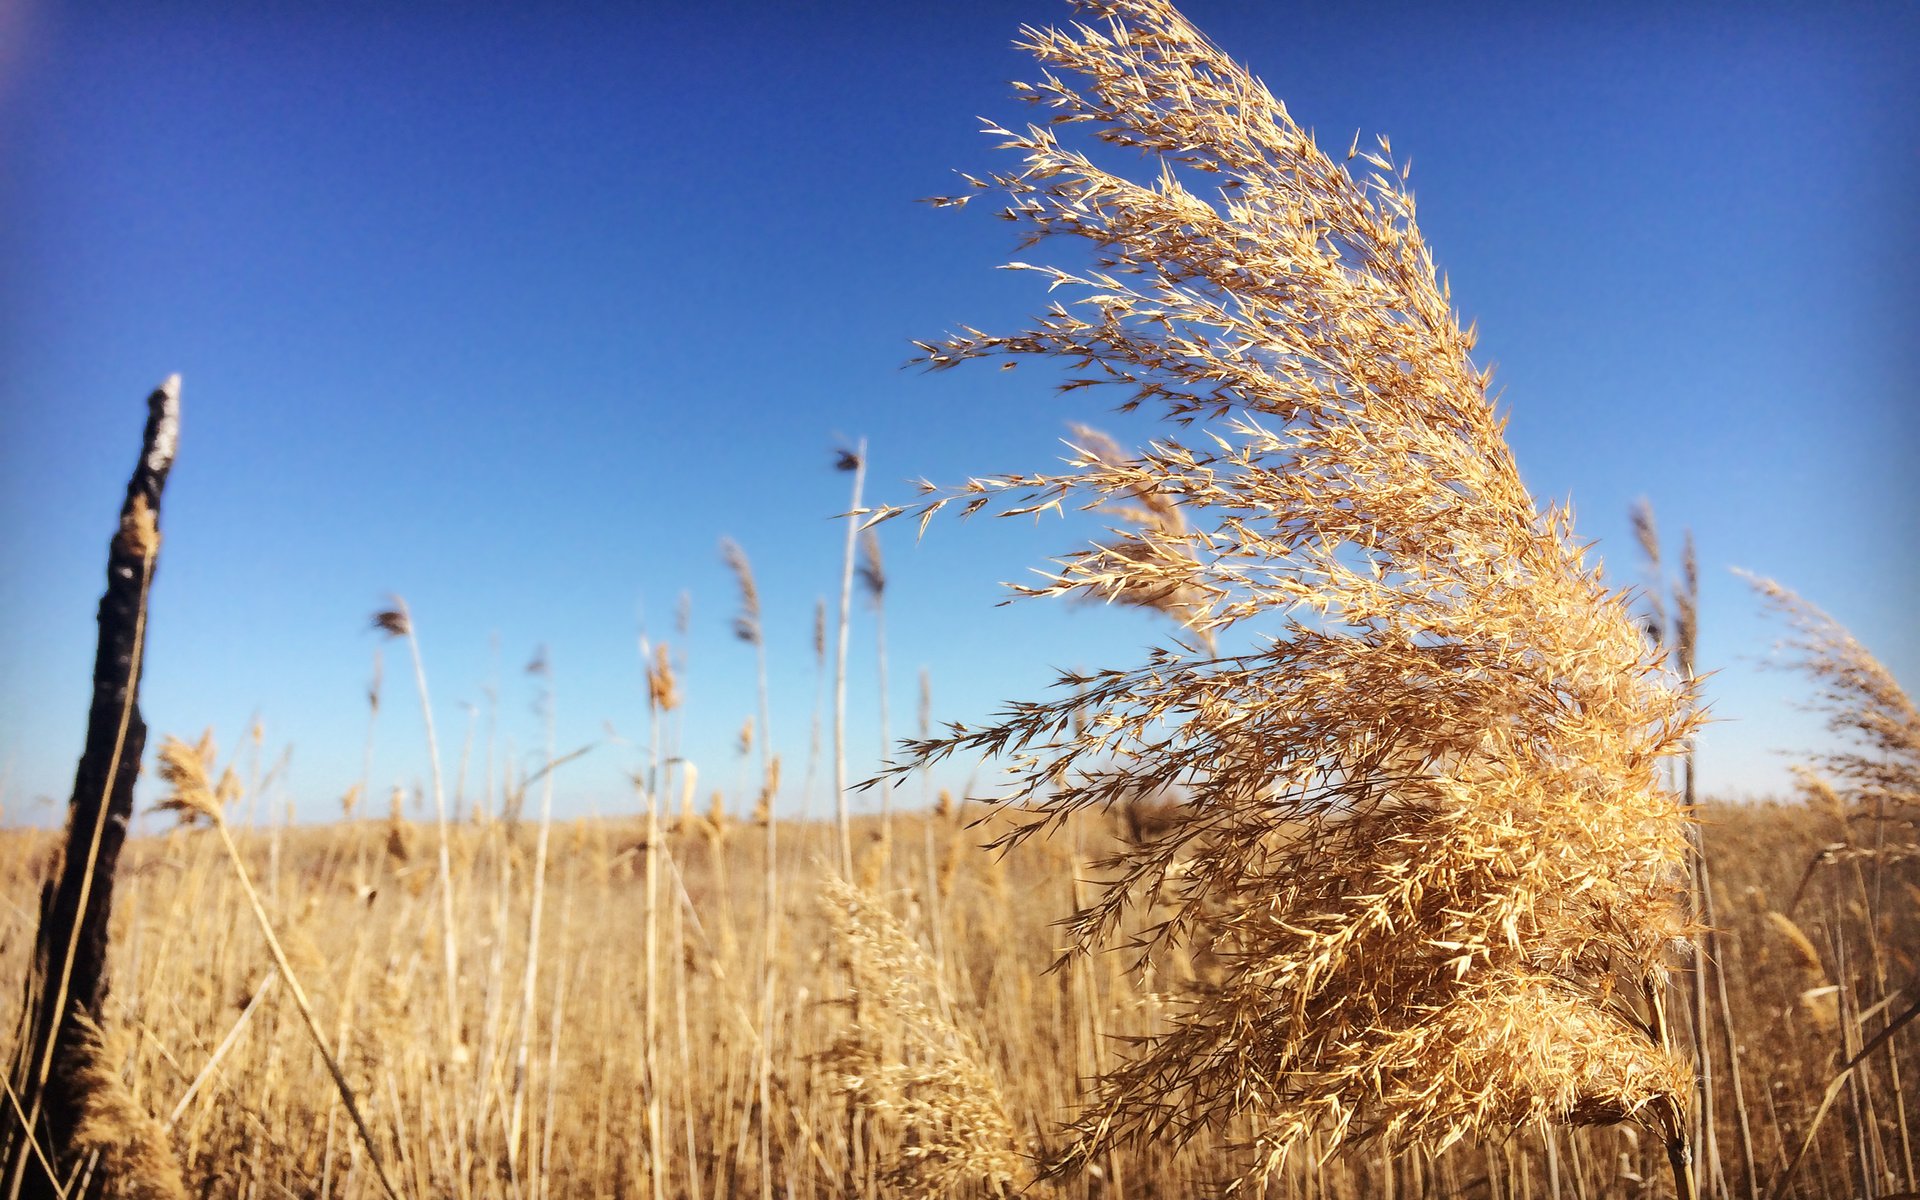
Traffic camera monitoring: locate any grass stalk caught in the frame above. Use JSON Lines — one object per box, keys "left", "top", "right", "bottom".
{"left": 374, "top": 600, "right": 466, "bottom": 1151}
{"left": 507, "top": 669, "right": 558, "bottom": 1174}
{"left": 832, "top": 441, "right": 867, "bottom": 879}
{"left": 858, "top": 529, "right": 894, "bottom": 875}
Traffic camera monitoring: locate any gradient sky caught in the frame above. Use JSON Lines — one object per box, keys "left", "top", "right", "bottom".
{"left": 2, "top": 1, "right": 1915, "bottom": 829}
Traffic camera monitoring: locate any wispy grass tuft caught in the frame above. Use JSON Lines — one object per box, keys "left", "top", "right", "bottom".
{"left": 822, "top": 877, "right": 1030, "bottom": 1200}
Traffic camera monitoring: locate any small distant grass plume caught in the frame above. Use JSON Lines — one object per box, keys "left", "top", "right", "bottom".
{"left": 890, "top": 0, "right": 1700, "bottom": 1182}
{"left": 822, "top": 877, "right": 1030, "bottom": 1199}
{"left": 1744, "top": 571, "right": 1919, "bottom": 852}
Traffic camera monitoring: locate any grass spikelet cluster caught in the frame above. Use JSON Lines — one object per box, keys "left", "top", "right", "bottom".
{"left": 822, "top": 877, "right": 1030, "bottom": 1199}
{"left": 888, "top": 0, "right": 1701, "bottom": 1176}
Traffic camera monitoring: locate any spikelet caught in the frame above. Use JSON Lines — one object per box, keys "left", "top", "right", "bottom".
{"left": 721, "top": 536, "right": 762, "bottom": 646}
{"left": 858, "top": 528, "right": 887, "bottom": 604}
{"left": 857, "top": 834, "right": 886, "bottom": 892}
{"left": 753, "top": 756, "right": 782, "bottom": 828}
{"left": 704, "top": 790, "right": 731, "bottom": 845}
{"left": 1797, "top": 984, "right": 1841, "bottom": 1033}
{"left": 152, "top": 732, "right": 231, "bottom": 826}
{"left": 937, "top": 842, "right": 963, "bottom": 902}
{"left": 385, "top": 787, "right": 416, "bottom": 866}
{"left": 647, "top": 642, "right": 681, "bottom": 713}
{"left": 1065, "top": 423, "right": 1214, "bottom": 644}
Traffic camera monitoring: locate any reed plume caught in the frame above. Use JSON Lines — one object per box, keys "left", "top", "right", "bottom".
{"left": 56, "top": 1013, "right": 187, "bottom": 1200}
{"left": 1745, "top": 572, "right": 1919, "bottom": 849}
{"left": 889, "top": 0, "right": 1701, "bottom": 1183}
{"left": 822, "top": 877, "right": 1029, "bottom": 1199}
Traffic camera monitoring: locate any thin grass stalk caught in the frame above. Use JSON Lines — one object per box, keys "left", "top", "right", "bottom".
{"left": 804, "top": 600, "right": 827, "bottom": 823}
{"left": 649, "top": 809, "right": 670, "bottom": 1198}
{"left": 1695, "top": 830, "right": 1758, "bottom": 1198}
{"left": 833, "top": 441, "right": 867, "bottom": 878}
{"left": 537, "top": 882, "right": 575, "bottom": 1200}
{"left": 1842, "top": 810, "right": 1910, "bottom": 1193}
{"left": 859, "top": 529, "right": 895, "bottom": 873}
{"left": 1643, "top": 976, "right": 1697, "bottom": 1200}
{"left": 723, "top": 536, "right": 781, "bottom": 1200}
{"left": 164, "top": 969, "right": 276, "bottom": 1130}
{"left": 508, "top": 673, "right": 557, "bottom": 1174}
{"left": 1677, "top": 535, "right": 1723, "bottom": 1200}
{"left": 453, "top": 703, "right": 476, "bottom": 824}
{"left": 375, "top": 600, "right": 467, "bottom": 1179}
{"left": 642, "top": 639, "right": 667, "bottom": 1200}
{"left": 673, "top": 847, "right": 701, "bottom": 1200}
{"left": 318, "top": 938, "right": 370, "bottom": 1200}
{"left": 483, "top": 636, "right": 500, "bottom": 822}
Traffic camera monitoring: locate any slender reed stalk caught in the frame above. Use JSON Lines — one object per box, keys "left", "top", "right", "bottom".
{"left": 454, "top": 702, "right": 476, "bottom": 824}
{"left": 507, "top": 655, "right": 557, "bottom": 1172}
{"left": 1633, "top": 507, "right": 1730, "bottom": 1198}
{"left": 643, "top": 638, "right": 679, "bottom": 1200}
{"left": 372, "top": 602, "right": 464, "bottom": 1072}
{"left": 833, "top": 442, "right": 868, "bottom": 879}
{"left": 858, "top": 530, "right": 894, "bottom": 870}
{"left": 718, "top": 539, "right": 782, "bottom": 1190}
{"left": 803, "top": 599, "right": 827, "bottom": 822}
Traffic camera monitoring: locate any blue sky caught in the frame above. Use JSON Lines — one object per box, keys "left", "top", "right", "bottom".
{"left": 1, "top": 1, "right": 1914, "bottom": 827}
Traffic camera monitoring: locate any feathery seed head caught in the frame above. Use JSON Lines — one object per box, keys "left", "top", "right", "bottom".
{"left": 891, "top": 0, "right": 1702, "bottom": 1172}
{"left": 153, "top": 732, "right": 229, "bottom": 826}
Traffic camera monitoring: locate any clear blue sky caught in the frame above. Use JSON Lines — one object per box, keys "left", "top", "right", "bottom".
{"left": 2, "top": 1, "right": 1914, "bottom": 827}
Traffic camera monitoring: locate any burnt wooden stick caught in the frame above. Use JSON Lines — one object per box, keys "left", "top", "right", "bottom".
{"left": 4, "top": 376, "right": 179, "bottom": 1194}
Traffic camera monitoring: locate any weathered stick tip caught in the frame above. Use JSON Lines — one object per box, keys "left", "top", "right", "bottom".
{"left": 145, "top": 375, "right": 181, "bottom": 477}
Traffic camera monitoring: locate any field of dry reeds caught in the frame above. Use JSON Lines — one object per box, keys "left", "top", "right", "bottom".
{"left": 3, "top": 1, "right": 1915, "bottom": 1197}
{"left": 0, "top": 791, "right": 1913, "bottom": 1198}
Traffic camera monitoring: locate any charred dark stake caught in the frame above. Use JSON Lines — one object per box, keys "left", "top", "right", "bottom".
{"left": 3, "top": 377, "right": 180, "bottom": 1198}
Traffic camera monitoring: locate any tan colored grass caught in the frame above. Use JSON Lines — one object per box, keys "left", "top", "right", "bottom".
{"left": 57, "top": 1012, "right": 186, "bottom": 1200}
{"left": 885, "top": 0, "right": 1701, "bottom": 1179}
{"left": 1745, "top": 572, "right": 1919, "bottom": 854}
{"left": 1, "top": 798, "right": 1909, "bottom": 1196}
{"left": 822, "top": 876, "right": 1030, "bottom": 1199}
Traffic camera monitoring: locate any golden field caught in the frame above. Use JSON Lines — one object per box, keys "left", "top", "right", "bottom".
{"left": 1, "top": 794, "right": 1911, "bottom": 1198}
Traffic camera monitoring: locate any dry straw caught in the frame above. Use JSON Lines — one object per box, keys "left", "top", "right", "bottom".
{"left": 884, "top": 0, "right": 1701, "bottom": 1185}
{"left": 153, "top": 733, "right": 406, "bottom": 1200}
{"left": 822, "top": 877, "right": 1029, "bottom": 1199}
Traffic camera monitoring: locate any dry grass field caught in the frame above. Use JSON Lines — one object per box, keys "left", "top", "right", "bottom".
{"left": 0, "top": 795, "right": 1912, "bottom": 1198}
